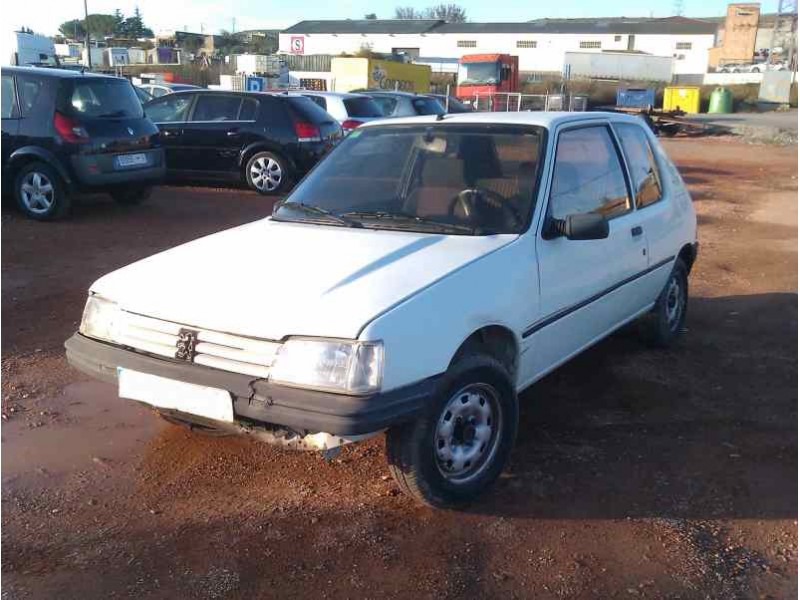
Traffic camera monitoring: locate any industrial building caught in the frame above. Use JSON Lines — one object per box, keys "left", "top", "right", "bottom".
{"left": 279, "top": 17, "right": 718, "bottom": 79}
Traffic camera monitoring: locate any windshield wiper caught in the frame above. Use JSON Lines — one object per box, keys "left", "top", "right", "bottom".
{"left": 276, "top": 203, "right": 362, "bottom": 228}
{"left": 341, "top": 210, "right": 476, "bottom": 234}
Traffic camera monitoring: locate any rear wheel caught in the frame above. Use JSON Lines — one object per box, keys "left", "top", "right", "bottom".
{"left": 386, "top": 353, "right": 518, "bottom": 507}
{"left": 14, "top": 162, "right": 71, "bottom": 221}
{"left": 640, "top": 259, "right": 689, "bottom": 347}
{"left": 245, "top": 151, "right": 291, "bottom": 195}
{"left": 111, "top": 186, "right": 152, "bottom": 205}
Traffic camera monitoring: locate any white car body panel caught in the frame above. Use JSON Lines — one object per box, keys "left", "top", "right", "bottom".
{"left": 90, "top": 218, "right": 516, "bottom": 344}
{"left": 86, "top": 111, "right": 697, "bottom": 396}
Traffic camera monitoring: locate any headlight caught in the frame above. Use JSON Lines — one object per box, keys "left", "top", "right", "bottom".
{"left": 270, "top": 338, "right": 383, "bottom": 395}
{"left": 79, "top": 295, "right": 121, "bottom": 343}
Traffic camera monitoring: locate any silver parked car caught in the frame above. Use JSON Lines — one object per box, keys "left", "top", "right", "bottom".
{"left": 300, "top": 91, "right": 385, "bottom": 134}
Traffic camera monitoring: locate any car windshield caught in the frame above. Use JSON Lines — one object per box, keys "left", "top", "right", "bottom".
{"left": 458, "top": 62, "right": 500, "bottom": 85}
{"left": 68, "top": 79, "right": 143, "bottom": 118}
{"left": 274, "top": 125, "right": 544, "bottom": 235}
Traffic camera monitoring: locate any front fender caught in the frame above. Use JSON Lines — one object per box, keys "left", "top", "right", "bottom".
{"left": 10, "top": 146, "right": 72, "bottom": 186}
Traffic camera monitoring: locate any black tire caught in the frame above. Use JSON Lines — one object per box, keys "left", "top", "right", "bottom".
{"left": 111, "top": 186, "right": 152, "bottom": 205}
{"left": 640, "top": 259, "right": 689, "bottom": 347}
{"left": 245, "top": 151, "right": 292, "bottom": 195}
{"left": 386, "top": 353, "right": 518, "bottom": 508}
{"left": 14, "top": 162, "right": 71, "bottom": 221}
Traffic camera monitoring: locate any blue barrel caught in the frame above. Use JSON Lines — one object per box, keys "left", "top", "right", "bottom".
{"left": 616, "top": 87, "right": 656, "bottom": 110}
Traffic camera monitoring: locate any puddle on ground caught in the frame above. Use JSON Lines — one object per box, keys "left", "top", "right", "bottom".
{"left": 1, "top": 381, "right": 162, "bottom": 486}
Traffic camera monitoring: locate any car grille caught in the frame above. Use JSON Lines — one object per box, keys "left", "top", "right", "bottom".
{"left": 117, "top": 311, "right": 279, "bottom": 378}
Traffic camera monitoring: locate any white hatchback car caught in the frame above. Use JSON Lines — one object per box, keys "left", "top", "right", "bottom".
{"left": 66, "top": 112, "right": 697, "bottom": 507}
{"left": 299, "top": 91, "right": 385, "bottom": 134}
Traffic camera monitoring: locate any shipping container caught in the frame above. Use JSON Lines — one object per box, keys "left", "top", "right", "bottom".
{"left": 234, "top": 54, "right": 283, "bottom": 76}
{"left": 564, "top": 51, "right": 673, "bottom": 83}
{"left": 663, "top": 86, "right": 701, "bottom": 113}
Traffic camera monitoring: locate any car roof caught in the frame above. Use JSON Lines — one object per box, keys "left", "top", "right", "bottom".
{"left": 360, "top": 90, "right": 429, "bottom": 98}
{"left": 298, "top": 90, "right": 369, "bottom": 99}
{"left": 1, "top": 65, "right": 122, "bottom": 80}
{"left": 358, "top": 110, "right": 647, "bottom": 129}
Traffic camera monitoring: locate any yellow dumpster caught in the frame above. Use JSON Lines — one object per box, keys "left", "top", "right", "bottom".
{"left": 662, "top": 86, "right": 701, "bottom": 113}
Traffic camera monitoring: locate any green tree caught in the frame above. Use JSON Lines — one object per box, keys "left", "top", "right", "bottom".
{"left": 84, "top": 14, "right": 116, "bottom": 37}
{"left": 364, "top": 12, "right": 377, "bottom": 19}
{"left": 394, "top": 4, "right": 467, "bottom": 22}
{"left": 59, "top": 19, "right": 86, "bottom": 40}
{"left": 123, "top": 7, "right": 152, "bottom": 38}
{"left": 113, "top": 9, "right": 126, "bottom": 35}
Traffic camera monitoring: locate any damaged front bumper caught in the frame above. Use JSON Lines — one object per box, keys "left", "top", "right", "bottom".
{"left": 65, "top": 333, "right": 438, "bottom": 449}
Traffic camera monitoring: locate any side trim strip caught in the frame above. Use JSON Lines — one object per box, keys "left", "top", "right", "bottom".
{"left": 522, "top": 255, "right": 675, "bottom": 339}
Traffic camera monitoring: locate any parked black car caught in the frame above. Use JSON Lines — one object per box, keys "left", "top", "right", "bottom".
{"left": 144, "top": 90, "right": 342, "bottom": 194}
{"left": 358, "top": 90, "right": 446, "bottom": 118}
{"left": 1, "top": 66, "right": 165, "bottom": 220}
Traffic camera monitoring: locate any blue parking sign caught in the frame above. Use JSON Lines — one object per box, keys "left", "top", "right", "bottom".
{"left": 246, "top": 76, "right": 264, "bottom": 92}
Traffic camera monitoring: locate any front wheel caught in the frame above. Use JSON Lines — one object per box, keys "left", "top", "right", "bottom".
{"left": 245, "top": 151, "right": 292, "bottom": 195}
{"left": 386, "top": 353, "right": 518, "bottom": 507}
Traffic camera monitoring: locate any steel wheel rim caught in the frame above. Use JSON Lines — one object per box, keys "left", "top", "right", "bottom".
{"left": 665, "top": 276, "right": 684, "bottom": 331}
{"left": 434, "top": 383, "right": 502, "bottom": 484}
{"left": 250, "top": 157, "right": 282, "bottom": 192}
{"left": 20, "top": 171, "right": 55, "bottom": 214}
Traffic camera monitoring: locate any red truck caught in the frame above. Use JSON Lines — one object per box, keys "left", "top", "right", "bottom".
{"left": 455, "top": 54, "right": 519, "bottom": 103}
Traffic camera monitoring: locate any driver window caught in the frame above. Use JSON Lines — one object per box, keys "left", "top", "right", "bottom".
{"left": 549, "top": 126, "right": 630, "bottom": 220}
{"left": 191, "top": 94, "right": 242, "bottom": 122}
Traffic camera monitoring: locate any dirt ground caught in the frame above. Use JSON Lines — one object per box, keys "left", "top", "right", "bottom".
{"left": 2, "top": 137, "right": 797, "bottom": 599}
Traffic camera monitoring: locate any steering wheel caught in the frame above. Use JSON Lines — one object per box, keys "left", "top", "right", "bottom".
{"left": 447, "top": 188, "right": 521, "bottom": 228}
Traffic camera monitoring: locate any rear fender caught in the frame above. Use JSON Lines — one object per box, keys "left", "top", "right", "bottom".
{"left": 9, "top": 146, "right": 73, "bottom": 187}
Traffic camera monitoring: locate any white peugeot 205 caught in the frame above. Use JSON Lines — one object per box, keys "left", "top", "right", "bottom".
{"left": 67, "top": 111, "right": 697, "bottom": 507}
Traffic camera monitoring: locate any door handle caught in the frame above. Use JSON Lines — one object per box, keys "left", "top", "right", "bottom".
{"left": 226, "top": 129, "right": 241, "bottom": 137}
{"left": 631, "top": 225, "right": 643, "bottom": 237}
{"left": 161, "top": 129, "right": 179, "bottom": 137}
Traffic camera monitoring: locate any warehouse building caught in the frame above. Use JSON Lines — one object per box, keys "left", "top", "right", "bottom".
{"left": 279, "top": 17, "right": 718, "bottom": 78}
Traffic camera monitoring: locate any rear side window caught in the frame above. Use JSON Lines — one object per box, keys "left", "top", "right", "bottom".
{"left": 17, "top": 75, "right": 45, "bottom": 116}
{"left": 146, "top": 94, "right": 193, "bottom": 122}
{"left": 286, "top": 96, "right": 333, "bottom": 123}
{"left": 1, "top": 75, "right": 18, "bottom": 118}
{"left": 343, "top": 97, "right": 383, "bottom": 118}
{"left": 67, "top": 79, "right": 143, "bottom": 118}
{"left": 304, "top": 95, "right": 327, "bottom": 110}
{"left": 615, "top": 123, "right": 662, "bottom": 209}
{"left": 369, "top": 96, "right": 397, "bottom": 116}
{"left": 549, "top": 126, "right": 631, "bottom": 220}
{"left": 412, "top": 96, "right": 445, "bottom": 115}
{"left": 191, "top": 94, "right": 241, "bottom": 121}
{"left": 238, "top": 98, "right": 259, "bottom": 120}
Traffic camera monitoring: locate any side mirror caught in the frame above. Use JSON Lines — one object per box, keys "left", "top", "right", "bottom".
{"left": 272, "top": 199, "right": 285, "bottom": 215}
{"left": 548, "top": 212, "right": 609, "bottom": 240}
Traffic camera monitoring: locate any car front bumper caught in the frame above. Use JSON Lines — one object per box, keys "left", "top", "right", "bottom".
{"left": 65, "top": 333, "right": 437, "bottom": 437}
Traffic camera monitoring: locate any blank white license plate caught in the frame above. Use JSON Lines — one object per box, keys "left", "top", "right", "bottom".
{"left": 118, "top": 368, "right": 234, "bottom": 422}
{"left": 116, "top": 153, "right": 147, "bottom": 168}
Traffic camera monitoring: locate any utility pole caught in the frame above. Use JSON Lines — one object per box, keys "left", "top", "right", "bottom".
{"left": 767, "top": 0, "right": 784, "bottom": 65}
{"left": 231, "top": 17, "right": 236, "bottom": 33}
{"left": 83, "top": 0, "right": 92, "bottom": 69}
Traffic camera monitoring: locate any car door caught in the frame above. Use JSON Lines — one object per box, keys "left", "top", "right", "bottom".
{"left": 613, "top": 121, "right": 680, "bottom": 301}
{"left": 1, "top": 73, "right": 20, "bottom": 188}
{"left": 529, "top": 122, "right": 648, "bottom": 378}
{"left": 180, "top": 93, "right": 253, "bottom": 180}
{"left": 145, "top": 92, "right": 195, "bottom": 173}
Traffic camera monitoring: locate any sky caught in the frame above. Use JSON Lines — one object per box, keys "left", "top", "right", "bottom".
{"left": 3, "top": 0, "right": 781, "bottom": 38}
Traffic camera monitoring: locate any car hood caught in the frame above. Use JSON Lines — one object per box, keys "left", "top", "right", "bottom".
{"left": 91, "top": 218, "right": 516, "bottom": 341}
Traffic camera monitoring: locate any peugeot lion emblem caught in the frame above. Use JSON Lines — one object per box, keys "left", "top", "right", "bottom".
{"left": 175, "top": 328, "right": 199, "bottom": 362}
{"left": 127, "top": 127, "right": 135, "bottom": 136}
